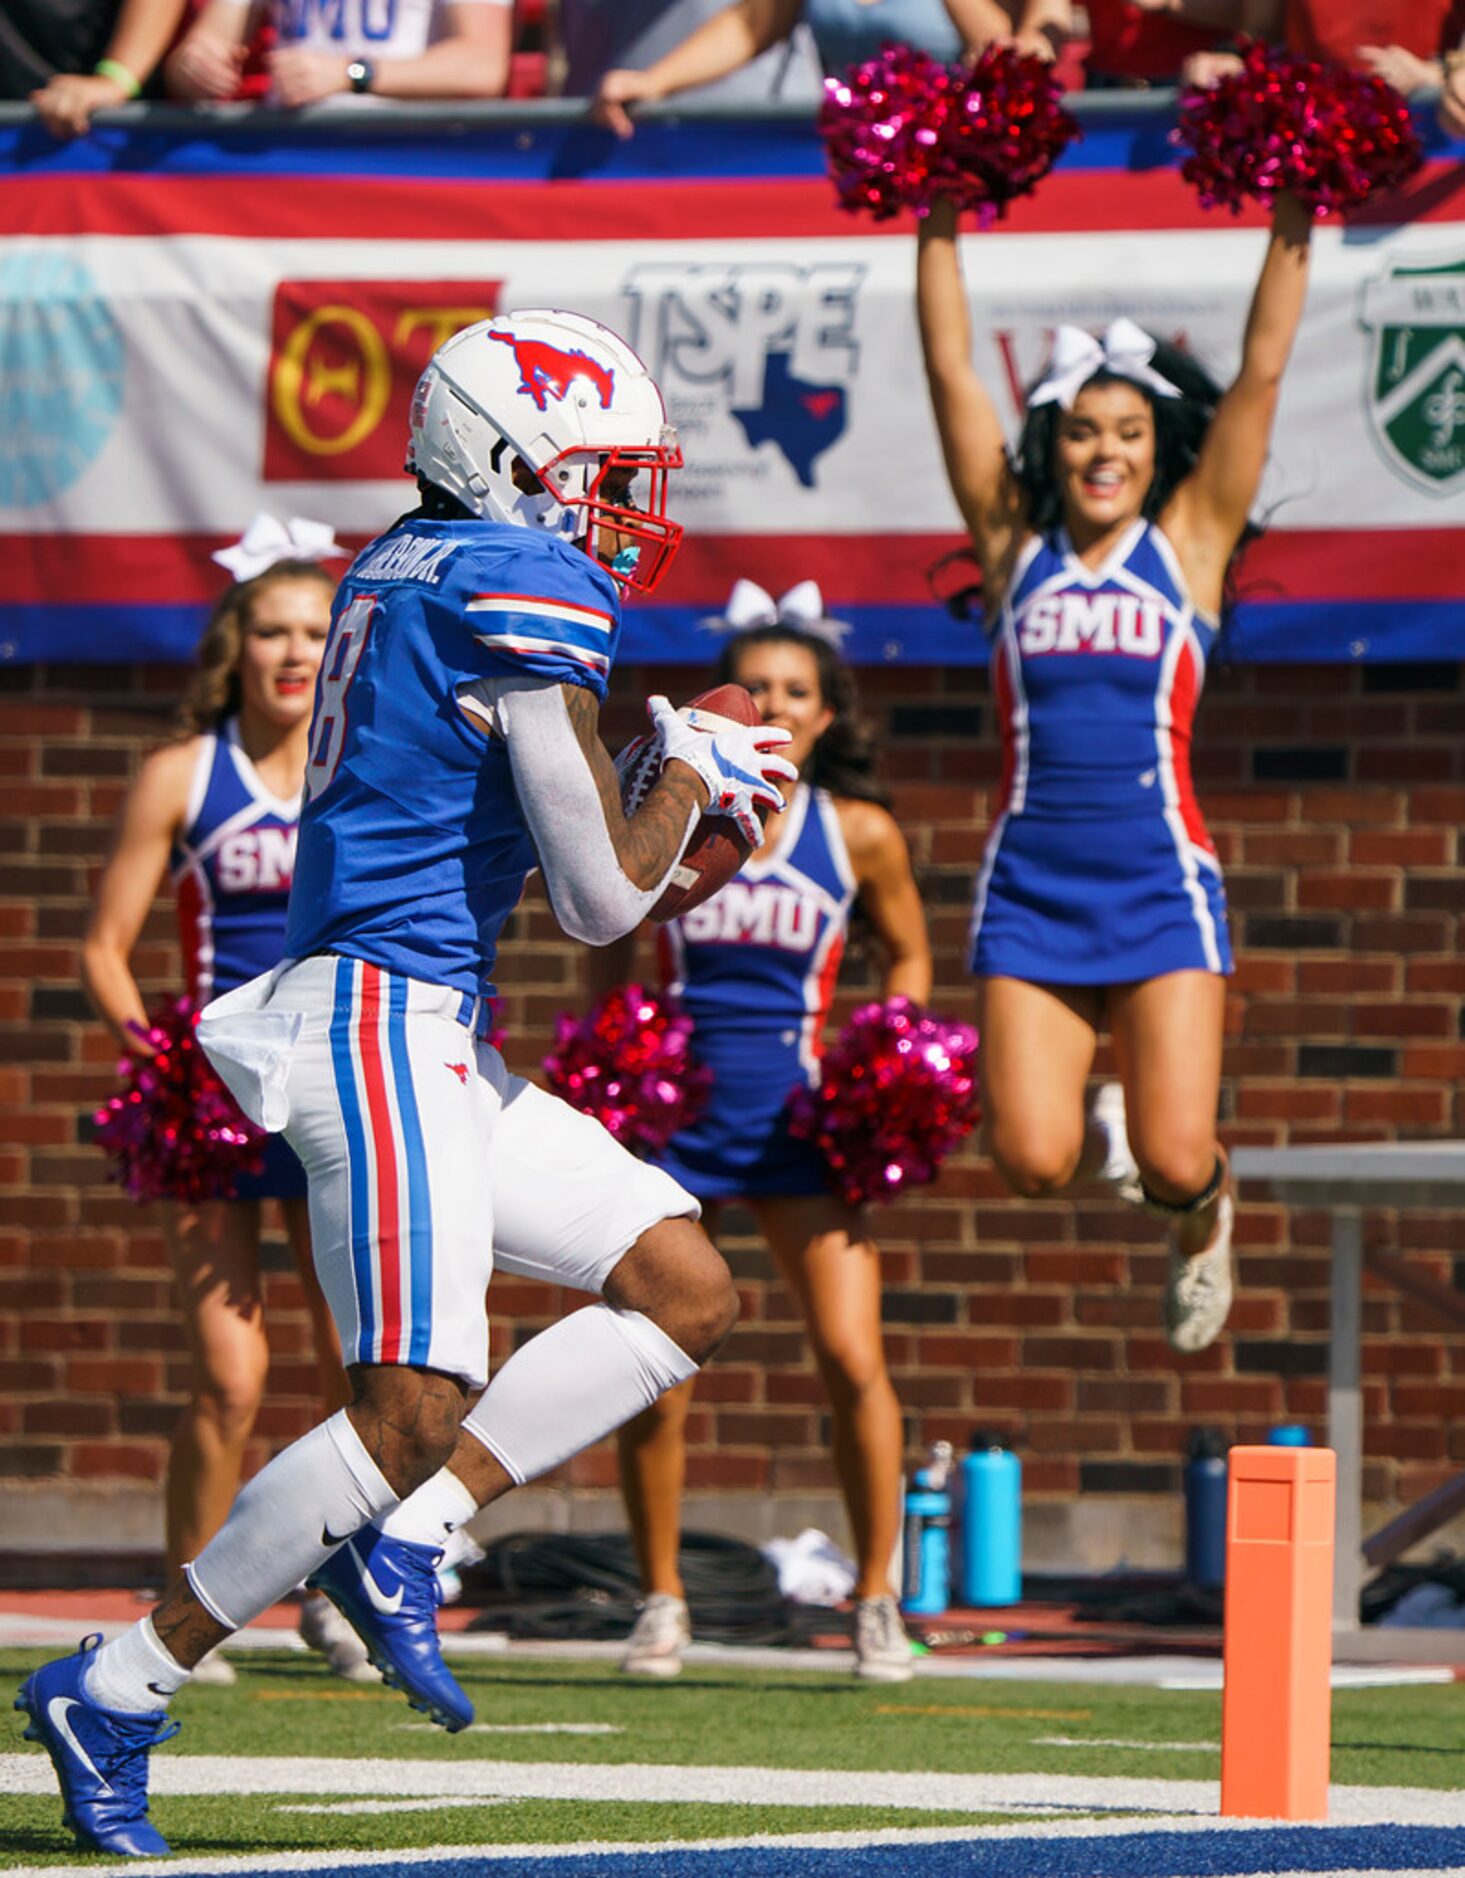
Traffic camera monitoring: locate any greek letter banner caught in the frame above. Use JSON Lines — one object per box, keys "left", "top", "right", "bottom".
{"left": 1, "top": 110, "right": 1462, "bottom": 665}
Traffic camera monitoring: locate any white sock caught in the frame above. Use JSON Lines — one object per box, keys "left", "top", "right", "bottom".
{"left": 186, "top": 1410, "right": 396, "bottom": 1631}
{"left": 462, "top": 1303, "right": 697, "bottom": 1485}
{"left": 377, "top": 1468, "right": 478, "bottom": 1551}
{"left": 85, "top": 1616, "right": 188, "bottom": 1715}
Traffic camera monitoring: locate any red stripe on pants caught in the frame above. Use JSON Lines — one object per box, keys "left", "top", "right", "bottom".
{"left": 356, "top": 964, "right": 403, "bottom": 1364}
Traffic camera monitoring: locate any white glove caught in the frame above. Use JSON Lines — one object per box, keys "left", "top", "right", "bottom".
{"left": 646, "top": 695, "right": 798, "bottom": 847}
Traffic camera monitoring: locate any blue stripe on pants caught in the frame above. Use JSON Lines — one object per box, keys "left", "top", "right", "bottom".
{"left": 329, "top": 956, "right": 377, "bottom": 1365}
{"left": 385, "top": 971, "right": 435, "bottom": 1367}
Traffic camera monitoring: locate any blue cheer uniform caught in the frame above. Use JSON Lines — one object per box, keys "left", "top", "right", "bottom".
{"left": 970, "top": 518, "right": 1233, "bottom": 985}
{"left": 286, "top": 515, "right": 619, "bottom": 1004}
{"left": 654, "top": 784, "right": 855, "bottom": 1200}
{"left": 172, "top": 718, "right": 306, "bottom": 1200}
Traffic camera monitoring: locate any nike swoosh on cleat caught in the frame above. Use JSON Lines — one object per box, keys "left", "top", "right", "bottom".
{"left": 46, "top": 1697, "right": 115, "bottom": 1797}
{"left": 348, "top": 1540, "right": 404, "bottom": 1616}
{"left": 321, "top": 1524, "right": 353, "bottom": 1548}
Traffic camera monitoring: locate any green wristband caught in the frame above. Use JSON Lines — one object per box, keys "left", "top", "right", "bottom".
{"left": 93, "top": 57, "right": 142, "bottom": 97}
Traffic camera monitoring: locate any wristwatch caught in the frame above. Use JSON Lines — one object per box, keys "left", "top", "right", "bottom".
{"left": 345, "top": 58, "right": 374, "bottom": 93}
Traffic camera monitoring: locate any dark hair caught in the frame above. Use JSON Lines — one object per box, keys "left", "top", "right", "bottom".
{"left": 413, "top": 475, "right": 474, "bottom": 522}
{"left": 177, "top": 560, "right": 335, "bottom": 736}
{"left": 715, "top": 623, "right": 890, "bottom": 810}
{"left": 1012, "top": 340, "right": 1224, "bottom": 536}
{"left": 1011, "top": 339, "right": 1260, "bottom": 620}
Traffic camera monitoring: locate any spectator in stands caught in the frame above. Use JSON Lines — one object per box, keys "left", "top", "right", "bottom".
{"left": 166, "top": 0, "right": 512, "bottom": 106}
{"left": 1176, "top": 1, "right": 1465, "bottom": 96}
{"left": 1441, "top": 46, "right": 1465, "bottom": 135}
{"left": 17, "top": 0, "right": 187, "bottom": 138}
{"left": 562, "top": 0, "right": 822, "bottom": 109}
{"left": 588, "top": 0, "right": 1049, "bottom": 137}
{"left": 81, "top": 520, "right": 368, "bottom": 1684}
{"left": 1081, "top": 1, "right": 1236, "bottom": 87}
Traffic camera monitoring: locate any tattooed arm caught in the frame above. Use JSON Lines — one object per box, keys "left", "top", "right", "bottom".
{"left": 494, "top": 678, "right": 706, "bottom": 943}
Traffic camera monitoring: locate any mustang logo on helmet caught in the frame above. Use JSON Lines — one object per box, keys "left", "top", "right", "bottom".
{"left": 407, "top": 308, "right": 682, "bottom": 594}
{"left": 487, "top": 332, "right": 616, "bottom": 413}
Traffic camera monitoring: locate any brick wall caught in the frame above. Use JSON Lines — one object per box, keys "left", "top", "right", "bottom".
{"left": 1, "top": 656, "right": 1462, "bottom": 1567}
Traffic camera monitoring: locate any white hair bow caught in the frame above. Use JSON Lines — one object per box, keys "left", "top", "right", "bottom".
{"left": 1027, "top": 318, "right": 1182, "bottom": 412}
{"left": 212, "top": 513, "right": 346, "bottom": 584}
{"left": 701, "top": 577, "right": 851, "bottom": 648}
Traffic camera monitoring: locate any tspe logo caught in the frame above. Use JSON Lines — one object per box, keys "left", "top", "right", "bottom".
{"left": 623, "top": 263, "right": 863, "bottom": 488}
{"left": 264, "top": 281, "right": 501, "bottom": 482}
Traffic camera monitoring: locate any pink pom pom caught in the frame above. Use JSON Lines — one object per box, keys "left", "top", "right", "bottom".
{"left": 1176, "top": 40, "right": 1422, "bottom": 218}
{"left": 788, "top": 996, "right": 980, "bottom": 1207}
{"left": 818, "top": 42, "right": 1079, "bottom": 224}
{"left": 93, "top": 997, "right": 267, "bottom": 1204}
{"left": 542, "top": 984, "right": 711, "bottom": 1158}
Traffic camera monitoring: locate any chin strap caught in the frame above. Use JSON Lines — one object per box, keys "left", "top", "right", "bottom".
{"left": 1141, "top": 1154, "right": 1225, "bottom": 1217}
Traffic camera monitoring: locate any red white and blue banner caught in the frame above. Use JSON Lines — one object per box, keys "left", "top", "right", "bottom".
{"left": 0, "top": 108, "right": 1461, "bottom": 666}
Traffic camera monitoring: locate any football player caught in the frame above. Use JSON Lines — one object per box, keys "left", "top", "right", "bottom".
{"left": 17, "top": 310, "right": 796, "bottom": 1856}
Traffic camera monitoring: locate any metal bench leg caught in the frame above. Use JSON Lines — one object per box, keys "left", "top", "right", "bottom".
{"left": 1330, "top": 1208, "right": 1363, "bottom": 1634}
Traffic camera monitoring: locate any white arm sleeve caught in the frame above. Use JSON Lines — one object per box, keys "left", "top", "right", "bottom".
{"left": 475, "top": 676, "right": 696, "bottom": 946}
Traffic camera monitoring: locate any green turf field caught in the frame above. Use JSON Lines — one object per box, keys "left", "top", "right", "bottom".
{"left": 3, "top": 1648, "right": 1462, "bottom": 1866}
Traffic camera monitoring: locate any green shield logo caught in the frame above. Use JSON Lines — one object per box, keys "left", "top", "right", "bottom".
{"left": 1360, "top": 256, "right": 1465, "bottom": 495}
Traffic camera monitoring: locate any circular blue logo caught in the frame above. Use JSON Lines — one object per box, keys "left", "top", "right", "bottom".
{"left": 0, "top": 250, "right": 125, "bottom": 509}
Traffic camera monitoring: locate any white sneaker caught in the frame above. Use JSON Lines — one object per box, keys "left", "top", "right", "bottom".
{"left": 188, "top": 1648, "right": 237, "bottom": 1687}
{"left": 1165, "top": 1190, "right": 1236, "bottom": 1353}
{"left": 853, "top": 1594, "right": 914, "bottom": 1683}
{"left": 621, "top": 1594, "right": 690, "bottom": 1678}
{"left": 299, "top": 1590, "right": 380, "bottom": 1683}
{"left": 436, "top": 1525, "right": 487, "bottom": 1607}
{"left": 1089, "top": 1082, "right": 1145, "bottom": 1205}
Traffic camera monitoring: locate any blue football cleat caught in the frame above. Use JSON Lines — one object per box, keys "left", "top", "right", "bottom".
{"left": 308, "top": 1528, "right": 473, "bottom": 1731}
{"left": 15, "top": 1634, "right": 179, "bottom": 1857}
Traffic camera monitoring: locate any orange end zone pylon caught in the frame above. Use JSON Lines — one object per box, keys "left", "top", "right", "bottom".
{"left": 1220, "top": 1444, "right": 1336, "bottom": 1820}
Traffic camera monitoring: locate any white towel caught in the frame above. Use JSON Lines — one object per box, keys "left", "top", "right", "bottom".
{"left": 196, "top": 966, "right": 303, "bottom": 1133}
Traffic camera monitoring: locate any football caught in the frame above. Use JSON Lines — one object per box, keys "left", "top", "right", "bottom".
{"left": 617, "top": 683, "right": 769, "bottom": 923}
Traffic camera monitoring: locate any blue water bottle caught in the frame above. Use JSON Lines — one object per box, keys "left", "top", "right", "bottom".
{"left": 901, "top": 1441, "right": 953, "bottom": 1616}
{"left": 1183, "top": 1427, "right": 1229, "bottom": 1589}
{"left": 958, "top": 1431, "right": 1021, "bottom": 1608}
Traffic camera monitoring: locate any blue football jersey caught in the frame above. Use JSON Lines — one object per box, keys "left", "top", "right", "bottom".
{"left": 285, "top": 515, "right": 622, "bottom": 1001}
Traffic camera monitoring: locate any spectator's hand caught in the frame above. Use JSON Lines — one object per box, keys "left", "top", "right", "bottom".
{"left": 1357, "top": 44, "right": 1437, "bottom": 96}
{"left": 166, "top": 32, "right": 245, "bottom": 101}
{"left": 1179, "top": 49, "right": 1244, "bottom": 89}
{"left": 1441, "top": 60, "right": 1465, "bottom": 139}
{"left": 591, "top": 68, "right": 662, "bottom": 140}
{"left": 30, "top": 71, "right": 131, "bottom": 138}
{"left": 269, "top": 46, "right": 352, "bottom": 107}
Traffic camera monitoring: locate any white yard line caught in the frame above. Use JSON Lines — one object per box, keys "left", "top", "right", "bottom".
{"left": 3, "top": 1753, "right": 1462, "bottom": 1826}
{"left": 1034, "top": 1737, "right": 1220, "bottom": 1753}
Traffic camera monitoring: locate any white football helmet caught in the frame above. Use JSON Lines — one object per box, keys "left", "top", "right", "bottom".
{"left": 406, "top": 308, "right": 684, "bottom": 593}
